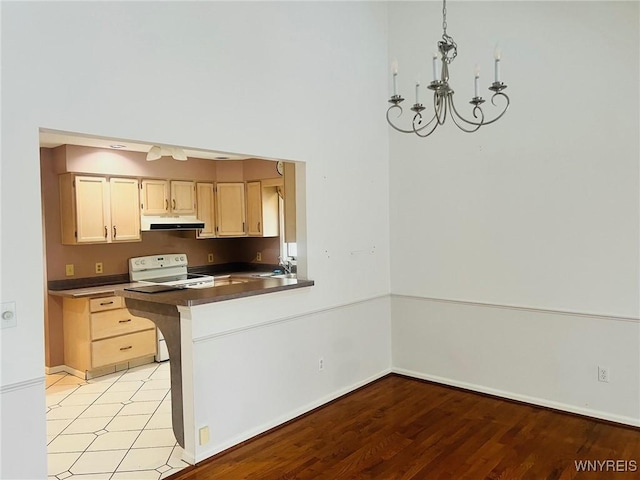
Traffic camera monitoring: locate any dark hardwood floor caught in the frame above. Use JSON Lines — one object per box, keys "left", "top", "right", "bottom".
{"left": 170, "top": 375, "right": 640, "bottom": 479}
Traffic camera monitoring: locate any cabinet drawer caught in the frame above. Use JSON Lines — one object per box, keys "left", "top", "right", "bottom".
{"left": 91, "top": 329, "right": 156, "bottom": 368}
{"left": 91, "top": 309, "right": 155, "bottom": 340}
{"left": 89, "top": 296, "right": 124, "bottom": 312}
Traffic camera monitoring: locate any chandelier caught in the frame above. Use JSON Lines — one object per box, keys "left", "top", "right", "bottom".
{"left": 387, "top": 0, "right": 510, "bottom": 137}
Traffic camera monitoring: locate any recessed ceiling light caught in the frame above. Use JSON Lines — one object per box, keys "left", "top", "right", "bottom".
{"left": 109, "top": 144, "right": 126, "bottom": 149}
{"left": 215, "top": 156, "right": 229, "bottom": 160}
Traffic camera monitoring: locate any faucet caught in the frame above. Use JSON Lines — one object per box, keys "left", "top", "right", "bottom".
{"left": 278, "top": 256, "right": 293, "bottom": 275}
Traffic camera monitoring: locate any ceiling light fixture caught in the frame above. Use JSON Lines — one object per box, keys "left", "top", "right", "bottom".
{"left": 386, "top": 0, "right": 510, "bottom": 138}
{"left": 109, "top": 144, "right": 126, "bottom": 149}
{"left": 146, "top": 145, "right": 188, "bottom": 161}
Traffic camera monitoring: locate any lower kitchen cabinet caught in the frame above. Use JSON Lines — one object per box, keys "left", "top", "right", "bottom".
{"left": 63, "top": 295, "right": 157, "bottom": 379}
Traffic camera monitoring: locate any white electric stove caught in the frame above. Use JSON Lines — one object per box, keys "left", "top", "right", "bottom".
{"left": 128, "top": 254, "right": 214, "bottom": 361}
{"left": 128, "top": 254, "right": 214, "bottom": 288}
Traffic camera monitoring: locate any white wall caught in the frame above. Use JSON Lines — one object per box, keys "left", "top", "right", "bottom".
{"left": 0, "top": 2, "right": 391, "bottom": 477}
{"left": 184, "top": 293, "right": 391, "bottom": 462}
{"left": 389, "top": 1, "right": 640, "bottom": 423}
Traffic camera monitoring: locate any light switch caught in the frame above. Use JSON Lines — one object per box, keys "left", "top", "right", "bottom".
{"left": 1, "top": 302, "right": 17, "bottom": 329}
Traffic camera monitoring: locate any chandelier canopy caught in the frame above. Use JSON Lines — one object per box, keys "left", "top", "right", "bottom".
{"left": 387, "top": 0, "right": 510, "bottom": 138}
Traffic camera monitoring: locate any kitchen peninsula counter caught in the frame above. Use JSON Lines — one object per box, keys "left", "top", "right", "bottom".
{"left": 49, "top": 271, "right": 313, "bottom": 457}
{"left": 116, "top": 275, "right": 314, "bottom": 306}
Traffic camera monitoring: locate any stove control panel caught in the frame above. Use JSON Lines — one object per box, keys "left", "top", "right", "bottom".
{"left": 129, "top": 254, "right": 188, "bottom": 272}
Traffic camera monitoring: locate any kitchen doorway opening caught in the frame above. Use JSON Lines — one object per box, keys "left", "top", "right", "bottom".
{"left": 39, "top": 127, "right": 307, "bottom": 477}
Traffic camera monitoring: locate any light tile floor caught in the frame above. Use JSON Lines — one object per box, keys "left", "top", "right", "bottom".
{"left": 46, "top": 362, "right": 189, "bottom": 480}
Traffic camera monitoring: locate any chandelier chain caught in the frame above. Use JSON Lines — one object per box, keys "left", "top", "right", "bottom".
{"left": 442, "top": 0, "right": 447, "bottom": 35}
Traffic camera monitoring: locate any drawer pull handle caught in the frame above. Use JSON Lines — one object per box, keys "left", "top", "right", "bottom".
{"left": 100, "top": 301, "right": 114, "bottom": 306}
{"left": 120, "top": 346, "right": 133, "bottom": 351}
{"left": 118, "top": 319, "right": 131, "bottom": 323}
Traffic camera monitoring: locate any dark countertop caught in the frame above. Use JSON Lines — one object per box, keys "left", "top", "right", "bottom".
{"left": 49, "top": 272, "right": 314, "bottom": 305}
{"left": 116, "top": 275, "right": 314, "bottom": 307}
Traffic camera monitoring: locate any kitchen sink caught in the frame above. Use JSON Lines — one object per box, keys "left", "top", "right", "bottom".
{"left": 212, "top": 275, "right": 253, "bottom": 286}
{"left": 251, "top": 273, "right": 297, "bottom": 279}
{"left": 214, "top": 279, "right": 246, "bottom": 286}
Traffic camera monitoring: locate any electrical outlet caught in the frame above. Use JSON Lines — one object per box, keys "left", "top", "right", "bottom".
{"left": 95, "top": 262, "right": 103, "bottom": 274}
{"left": 319, "top": 357, "right": 324, "bottom": 371}
{"left": 207, "top": 253, "right": 214, "bottom": 263}
{"left": 598, "top": 366, "right": 609, "bottom": 383}
{"left": 256, "top": 252, "right": 262, "bottom": 262}
{"left": 199, "top": 426, "right": 210, "bottom": 445}
{"left": 65, "top": 264, "right": 74, "bottom": 276}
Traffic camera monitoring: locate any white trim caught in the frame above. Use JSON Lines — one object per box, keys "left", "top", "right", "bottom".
{"left": 393, "top": 367, "right": 640, "bottom": 428}
{"left": 44, "top": 365, "right": 66, "bottom": 375}
{"left": 392, "top": 294, "right": 640, "bottom": 324}
{"left": 193, "top": 293, "right": 390, "bottom": 343}
{"left": 1, "top": 376, "right": 45, "bottom": 394}
{"left": 194, "top": 368, "right": 392, "bottom": 463}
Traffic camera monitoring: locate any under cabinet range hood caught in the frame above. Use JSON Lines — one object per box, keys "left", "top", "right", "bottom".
{"left": 141, "top": 215, "right": 205, "bottom": 231}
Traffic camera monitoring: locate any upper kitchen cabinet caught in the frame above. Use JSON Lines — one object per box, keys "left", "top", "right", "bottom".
{"left": 283, "top": 162, "right": 296, "bottom": 243}
{"left": 171, "top": 180, "right": 196, "bottom": 214}
{"left": 215, "top": 182, "right": 246, "bottom": 237}
{"left": 109, "top": 178, "right": 141, "bottom": 242}
{"left": 59, "top": 174, "right": 141, "bottom": 245}
{"left": 140, "top": 179, "right": 196, "bottom": 215}
{"left": 196, "top": 182, "right": 216, "bottom": 239}
{"left": 60, "top": 174, "right": 110, "bottom": 244}
{"left": 246, "top": 181, "right": 279, "bottom": 237}
{"left": 140, "top": 179, "right": 169, "bottom": 215}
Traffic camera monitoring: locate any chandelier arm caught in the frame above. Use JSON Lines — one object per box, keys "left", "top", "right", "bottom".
{"left": 477, "top": 92, "right": 510, "bottom": 126}
{"left": 413, "top": 114, "right": 441, "bottom": 138}
{"left": 386, "top": 105, "right": 418, "bottom": 134}
{"left": 434, "top": 94, "right": 448, "bottom": 125}
{"left": 448, "top": 97, "right": 484, "bottom": 133}
{"left": 386, "top": 102, "right": 442, "bottom": 134}
{"left": 412, "top": 97, "right": 441, "bottom": 132}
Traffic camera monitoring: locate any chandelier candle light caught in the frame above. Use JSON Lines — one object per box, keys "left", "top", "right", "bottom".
{"left": 387, "top": 0, "right": 510, "bottom": 138}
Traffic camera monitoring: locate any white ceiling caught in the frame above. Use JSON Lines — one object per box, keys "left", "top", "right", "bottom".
{"left": 39, "top": 129, "right": 252, "bottom": 161}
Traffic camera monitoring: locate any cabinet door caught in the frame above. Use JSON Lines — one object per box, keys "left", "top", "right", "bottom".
{"left": 196, "top": 183, "right": 216, "bottom": 239}
{"left": 109, "top": 178, "right": 141, "bottom": 242}
{"left": 246, "top": 181, "right": 263, "bottom": 236}
{"left": 171, "top": 180, "right": 196, "bottom": 214}
{"left": 216, "top": 182, "right": 246, "bottom": 237}
{"left": 75, "top": 176, "right": 110, "bottom": 243}
{"left": 141, "top": 179, "right": 169, "bottom": 215}
{"left": 283, "top": 162, "right": 297, "bottom": 242}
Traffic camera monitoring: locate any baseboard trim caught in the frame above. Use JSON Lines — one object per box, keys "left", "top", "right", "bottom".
{"left": 194, "top": 367, "right": 393, "bottom": 463}
{"left": 1, "top": 376, "right": 45, "bottom": 394}
{"left": 44, "top": 365, "right": 66, "bottom": 375}
{"left": 393, "top": 367, "right": 640, "bottom": 428}
{"left": 392, "top": 294, "right": 640, "bottom": 324}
